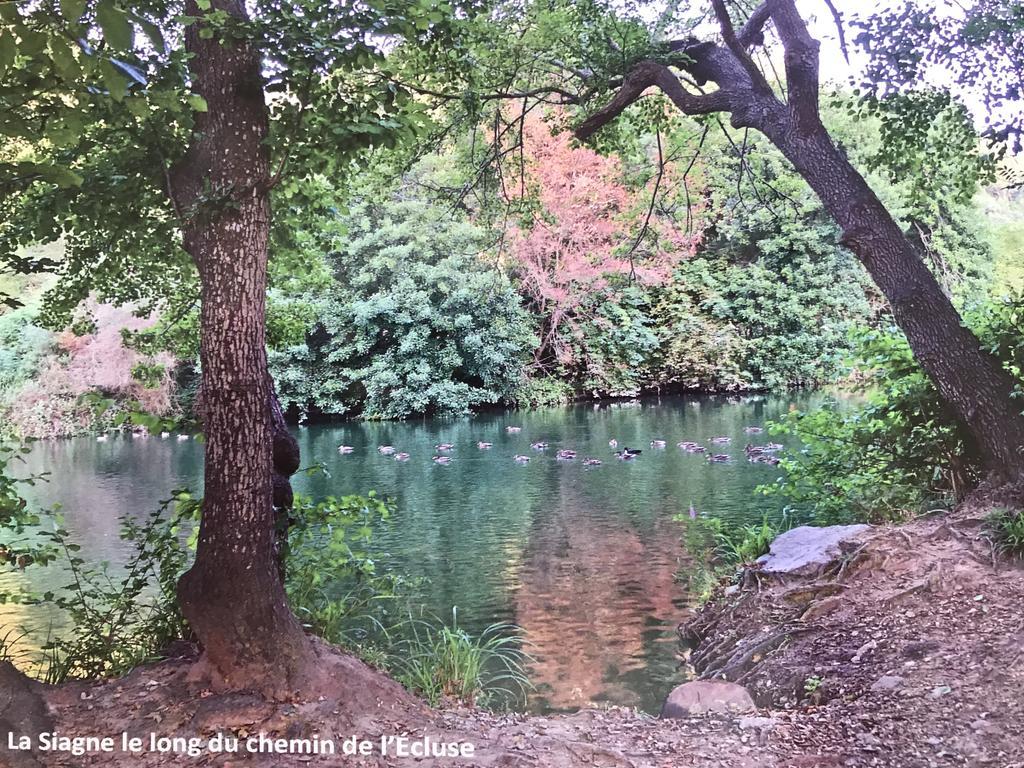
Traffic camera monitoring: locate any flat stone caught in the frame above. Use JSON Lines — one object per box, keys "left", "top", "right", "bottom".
{"left": 870, "top": 675, "right": 905, "bottom": 692}
{"left": 801, "top": 595, "right": 845, "bottom": 621}
{"left": 738, "top": 716, "right": 776, "bottom": 731}
{"left": 756, "top": 525, "right": 871, "bottom": 578}
{"left": 660, "top": 680, "right": 756, "bottom": 718}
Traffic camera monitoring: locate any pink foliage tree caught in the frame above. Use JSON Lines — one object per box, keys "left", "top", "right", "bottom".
{"left": 507, "top": 117, "right": 702, "bottom": 368}
{"left": 5, "top": 301, "right": 176, "bottom": 438}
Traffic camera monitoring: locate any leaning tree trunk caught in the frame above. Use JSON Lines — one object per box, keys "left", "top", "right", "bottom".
{"left": 172, "top": 0, "right": 314, "bottom": 694}
{"left": 759, "top": 119, "right": 1024, "bottom": 484}
{"left": 573, "top": 0, "right": 1024, "bottom": 486}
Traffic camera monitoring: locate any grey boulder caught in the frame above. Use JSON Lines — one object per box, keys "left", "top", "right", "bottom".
{"left": 756, "top": 524, "right": 870, "bottom": 577}
{"left": 661, "top": 680, "right": 756, "bottom": 718}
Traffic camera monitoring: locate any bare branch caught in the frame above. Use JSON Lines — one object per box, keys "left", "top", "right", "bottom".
{"left": 576, "top": 61, "right": 731, "bottom": 141}
{"left": 820, "top": 0, "right": 849, "bottom": 63}
{"left": 711, "top": 0, "right": 772, "bottom": 93}
{"left": 737, "top": 2, "right": 772, "bottom": 47}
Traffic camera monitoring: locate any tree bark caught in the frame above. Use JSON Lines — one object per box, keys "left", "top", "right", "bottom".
{"left": 171, "top": 0, "right": 314, "bottom": 694}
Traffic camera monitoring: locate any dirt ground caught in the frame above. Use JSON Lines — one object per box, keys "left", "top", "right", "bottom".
{"left": 4, "top": 499, "right": 1023, "bottom": 768}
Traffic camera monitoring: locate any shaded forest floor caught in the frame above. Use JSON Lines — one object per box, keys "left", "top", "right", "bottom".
{"left": 7, "top": 497, "right": 1024, "bottom": 768}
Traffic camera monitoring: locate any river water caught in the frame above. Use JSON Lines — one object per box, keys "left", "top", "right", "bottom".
{"left": 4, "top": 393, "right": 815, "bottom": 713}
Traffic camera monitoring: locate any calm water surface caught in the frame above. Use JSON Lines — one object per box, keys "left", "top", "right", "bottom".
{"left": 6, "top": 394, "right": 818, "bottom": 713}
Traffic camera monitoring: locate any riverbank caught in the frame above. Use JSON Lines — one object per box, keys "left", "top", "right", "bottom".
{"left": 5, "top": 495, "right": 1022, "bottom": 767}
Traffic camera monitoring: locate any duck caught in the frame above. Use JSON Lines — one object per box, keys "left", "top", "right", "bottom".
{"left": 160, "top": 431, "right": 170, "bottom": 439}
{"left": 709, "top": 436, "right": 731, "bottom": 444}
{"left": 608, "top": 439, "right": 618, "bottom": 448}
{"left": 96, "top": 434, "right": 108, "bottom": 442}
{"left": 434, "top": 443, "right": 454, "bottom": 452}
{"left": 432, "top": 455, "right": 451, "bottom": 465}
{"left": 764, "top": 442, "right": 783, "bottom": 451}
{"left": 744, "top": 443, "right": 766, "bottom": 455}
{"left": 744, "top": 426, "right": 764, "bottom": 434}
{"left": 748, "top": 453, "right": 780, "bottom": 465}
{"left": 708, "top": 453, "right": 731, "bottom": 463}
{"left": 531, "top": 441, "right": 549, "bottom": 450}
{"left": 378, "top": 445, "right": 396, "bottom": 455}
{"left": 556, "top": 449, "right": 577, "bottom": 460}
{"left": 677, "top": 441, "right": 699, "bottom": 450}
{"left": 650, "top": 439, "right": 667, "bottom": 448}
{"left": 177, "top": 434, "right": 190, "bottom": 441}
{"left": 583, "top": 458, "right": 602, "bottom": 466}
{"left": 477, "top": 441, "right": 493, "bottom": 449}
{"left": 394, "top": 452, "right": 410, "bottom": 461}
{"left": 513, "top": 454, "right": 531, "bottom": 463}
{"left": 338, "top": 445, "right": 355, "bottom": 454}
{"left": 506, "top": 426, "right": 522, "bottom": 433}
{"left": 615, "top": 446, "right": 642, "bottom": 460}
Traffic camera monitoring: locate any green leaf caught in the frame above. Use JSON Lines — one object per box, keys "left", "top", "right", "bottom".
{"left": 49, "top": 37, "right": 80, "bottom": 81}
{"left": 60, "top": 0, "right": 87, "bottom": 23}
{"left": 134, "top": 17, "right": 165, "bottom": 53}
{"left": 187, "top": 93, "right": 208, "bottom": 112}
{"left": 96, "top": 0, "right": 134, "bottom": 51}
{"left": 33, "top": 163, "right": 84, "bottom": 188}
{"left": 99, "top": 57, "right": 127, "bottom": 101}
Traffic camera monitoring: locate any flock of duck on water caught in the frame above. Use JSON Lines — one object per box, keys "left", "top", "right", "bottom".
{"left": 336, "top": 425, "right": 783, "bottom": 467}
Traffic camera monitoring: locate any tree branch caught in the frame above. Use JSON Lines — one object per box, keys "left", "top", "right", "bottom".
{"left": 575, "top": 60, "right": 731, "bottom": 141}
{"left": 711, "top": 0, "right": 773, "bottom": 94}
{"left": 769, "top": 0, "right": 822, "bottom": 133}
{"left": 738, "top": 2, "right": 772, "bottom": 47}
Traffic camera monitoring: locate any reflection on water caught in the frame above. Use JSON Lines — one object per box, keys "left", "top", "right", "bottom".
{"left": 5, "top": 393, "right": 818, "bottom": 713}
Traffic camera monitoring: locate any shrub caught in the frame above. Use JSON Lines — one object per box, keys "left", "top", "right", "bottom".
{"left": 758, "top": 328, "right": 975, "bottom": 524}
{"left": 272, "top": 197, "right": 535, "bottom": 420}
{"left": 986, "top": 507, "right": 1024, "bottom": 559}
{"left": 1, "top": 301, "right": 178, "bottom": 438}
{"left": 36, "top": 494, "right": 194, "bottom": 683}
{"left": 389, "top": 609, "right": 531, "bottom": 709}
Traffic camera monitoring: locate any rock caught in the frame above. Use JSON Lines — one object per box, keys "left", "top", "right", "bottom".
{"left": 737, "top": 716, "right": 775, "bottom": 731}
{"left": 870, "top": 675, "right": 905, "bottom": 692}
{"left": 0, "top": 661, "right": 52, "bottom": 768}
{"left": 801, "top": 595, "right": 844, "bottom": 621}
{"left": 660, "top": 680, "right": 756, "bottom": 718}
{"left": 756, "top": 525, "right": 870, "bottom": 578}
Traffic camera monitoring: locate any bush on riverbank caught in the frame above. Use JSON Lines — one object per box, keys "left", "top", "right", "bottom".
{"left": 0, "top": 299, "right": 179, "bottom": 439}
{"left": 759, "top": 296, "right": 1024, "bottom": 524}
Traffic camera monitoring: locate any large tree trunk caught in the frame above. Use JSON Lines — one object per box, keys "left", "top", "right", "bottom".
{"left": 172, "top": 0, "right": 314, "bottom": 694}
{"left": 760, "top": 118, "right": 1024, "bottom": 483}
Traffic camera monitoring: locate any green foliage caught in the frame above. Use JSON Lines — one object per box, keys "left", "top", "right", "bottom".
{"left": 0, "top": 305, "right": 53, "bottom": 400}
{"left": 284, "top": 492, "right": 409, "bottom": 646}
{"left": 389, "top": 609, "right": 531, "bottom": 709}
{"left": 569, "top": 287, "right": 660, "bottom": 396}
{"left": 986, "top": 507, "right": 1024, "bottom": 559}
{"left": 678, "top": 510, "right": 788, "bottom": 605}
{"left": 511, "top": 375, "right": 573, "bottom": 408}
{"left": 34, "top": 494, "right": 195, "bottom": 683}
{"left": 272, "top": 194, "right": 535, "bottom": 419}
{"left": 0, "top": 444, "right": 60, "bottom": 600}
{"left": 685, "top": 512, "right": 787, "bottom": 566}
{"left": 760, "top": 328, "right": 981, "bottom": 524}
